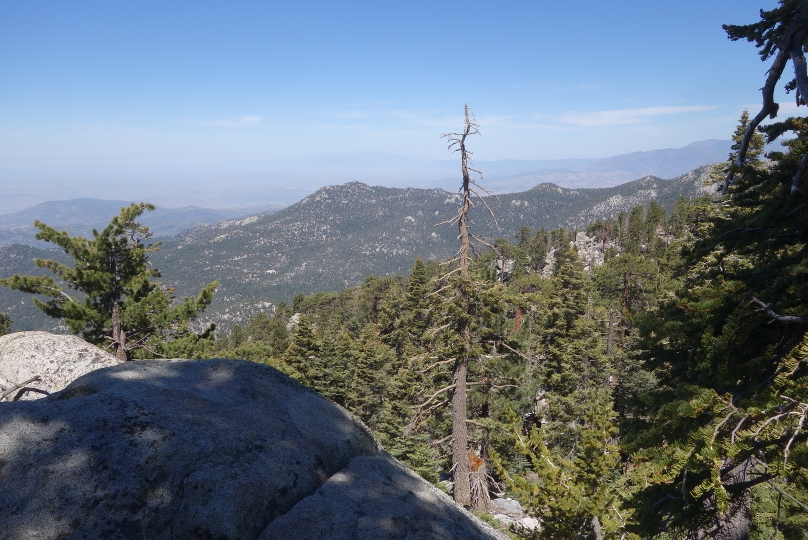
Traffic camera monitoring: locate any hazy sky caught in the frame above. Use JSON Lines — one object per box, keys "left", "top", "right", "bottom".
{"left": 0, "top": 0, "right": 796, "bottom": 208}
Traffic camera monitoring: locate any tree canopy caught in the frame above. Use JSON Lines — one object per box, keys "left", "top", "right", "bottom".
{"left": 0, "top": 203, "right": 218, "bottom": 360}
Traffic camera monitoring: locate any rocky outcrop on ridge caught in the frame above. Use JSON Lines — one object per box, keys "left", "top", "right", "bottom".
{"left": 0, "top": 331, "right": 120, "bottom": 401}
{"left": 0, "top": 357, "right": 507, "bottom": 540}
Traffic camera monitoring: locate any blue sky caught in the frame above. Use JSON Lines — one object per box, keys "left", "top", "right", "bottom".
{"left": 0, "top": 0, "right": 795, "bottom": 208}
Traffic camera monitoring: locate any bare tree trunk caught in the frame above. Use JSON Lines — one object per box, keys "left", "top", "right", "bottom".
{"left": 712, "top": 458, "right": 752, "bottom": 540}
{"left": 452, "top": 355, "right": 471, "bottom": 506}
{"left": 591, "top": 515, "right": 604, "bottom": 540}
{"left": 621, "top": 271, "right": 629, "bottom": 349}
{"left": 111, "top": 298, "right": 127, "bottom": 361}
{"left": 443, "top": 104, "right": 481, "bottom": 507}
{"left": 109, "top": 252, "right": 127, "bottom": 362}
{"left": 514, "top": 306, "right": 522, "bottom": 333}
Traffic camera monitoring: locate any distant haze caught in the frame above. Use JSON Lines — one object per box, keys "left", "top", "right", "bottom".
{"left": 0, "top": 139, "right": 739, "bottom": 213}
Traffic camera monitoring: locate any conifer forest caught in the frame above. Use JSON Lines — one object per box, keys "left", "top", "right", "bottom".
{"left": 5, "top": 2, "right": 808, "bottom": 539}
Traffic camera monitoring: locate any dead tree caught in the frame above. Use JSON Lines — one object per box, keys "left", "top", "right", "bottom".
{"left": 439, "top": 105, "right": 495, "bottom": 508}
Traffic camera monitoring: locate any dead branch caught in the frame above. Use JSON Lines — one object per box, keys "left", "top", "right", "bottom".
{"left": 750, "top": 297, "right": 808, "bottom": 325}
{"left": 713, "top": 398, "right": 740, "bottom": 442}
{"left": 426, "top": 322, "right": 451, "bottom": 337}
{"left": 413, "top": 399, "right": 450, "bottom": 426}
{"left": 752, "top": 410, "right": 793, "bottom": 439}
{"left": 492, "top": 340, "right": 531, "bottom": 361}
{"left": 433, "top": 268, "right": 461, "bottom": 285}
{"left": 417, "top": 383, "right": 457, "bottom": 411}
{"left": 468, "top": 233, "right": 495, "bottom": 250}
{"left": 435, "top": 215, "right": 462, "bottom": 227}
{"left": 59, "top": 291, "right": 77, "bottom": 303}
{"left": 138, "top": 344, "right": 166, "bottom": 359}
{"left": 431, "top": 434, "right": 453, "bottom": 447}
{"left": 467, "top": 186, "right": 499, "bottom": 225}
{"left": 489, "top": 383, "right": 520, "bottom": 390}
{"left": 786, "top": 203, "right": 808, "bottom": 217}
{"left": 732, "top": 414, "right": 750, "bottom": 444}
{"left": 416, "top": 358, "right": 456, "bottom": 373}
{"left": 767, "top": 479, "right": 808, "bottom": 512}
{"left": 783, "top": 402, "right": 808, "bottom": 467}
{"left": 0, "top": 376, "right": 42, "bottom": 401}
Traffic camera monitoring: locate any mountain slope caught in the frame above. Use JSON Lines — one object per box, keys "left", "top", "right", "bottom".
{"left": 0, "top": 166, "right": 717, "bottom": 332}
{"left": 0, "top": 199, "right": 283, "bottom": 248}
{"left": 150, "top": 165, "right": 716, "bottom": 327}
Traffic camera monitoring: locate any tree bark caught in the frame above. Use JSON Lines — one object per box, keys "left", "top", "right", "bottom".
{"left": 713, "top": 458, "right": 752, "bottom": 540}
{"left": 591, "top": 515, "right": 604, "bottom": 540}
{"left": 451, "top": 105, "right": 476, "bottom": 507}
{"left": 442, "top": 104, "right": 486, "bottom": 507}
{"left": 111, "top": 301, "right": 127, "bottom": 362}
{"left": 452, "top": 355, "right": 471, "bottom": 507}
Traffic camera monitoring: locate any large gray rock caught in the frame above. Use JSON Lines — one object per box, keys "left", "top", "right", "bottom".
{"left": 0, "top": 331, "right": 120, "bottom": 401}
{"left": 261, "top": 454, "right": 503, "bottom": 540}
{"left": 0, "top": 358, "right": 507, "bottom": 540}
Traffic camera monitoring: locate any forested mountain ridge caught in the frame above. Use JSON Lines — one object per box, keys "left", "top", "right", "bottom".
{"left": 4, "top": 0, "right": 808, "bottom": 536}
{"left": 149, "top": 165, "right": 715, "bottom": 327}
{"left": 0, "top": 165, "right": 716, "bottom": 332}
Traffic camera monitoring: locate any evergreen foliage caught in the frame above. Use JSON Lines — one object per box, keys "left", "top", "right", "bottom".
{"left": 0, "top": 312, "right": 10, "bottom": 336}
{"left": 0, "top": 203, "right": 218, "bottom": 360}
{"left": 624, "top": 5, "right": 808, "bottom": 535}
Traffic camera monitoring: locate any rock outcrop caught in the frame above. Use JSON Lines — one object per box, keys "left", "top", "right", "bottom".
{"left": 0, "top": 331, "right": 120, "bottom": 401}
{"left": 0, "top": 358, "right": 507, "bottom": 540}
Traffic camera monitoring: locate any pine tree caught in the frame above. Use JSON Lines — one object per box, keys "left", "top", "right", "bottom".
{"left": 281, "top": 315, "right": 319, "bottom": 384}
{"left": 344, "top": 324, "right": 393, "bottom": 429}
{"left": 711, "top": 109, "right": 767, "bottom": 188}
{"left": 0, "top": 313, "right": 10, "bottom": 336}
{"left": 529, "top": 228, "right": 550, "bottom": 274}
{"left": 309, "top": 332, "right": 349, "bottom": 407}
{"left": 0, "top": 203, "right": 218, "bottom": 360}
{"left": 626, "top": 5, "right": 808, "bottom": 536}
{"left": 377, "top": 365, "right": 439, "bottom": 484}
{"left": 492, "top": 389, "right": 622, "bottom": 540}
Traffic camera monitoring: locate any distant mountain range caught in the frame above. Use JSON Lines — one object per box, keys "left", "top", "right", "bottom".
{"left": 0, "top": 200, "right": 283, "bottom": 248}
{"left": 436, "top": 140, "right": 732, "bottom": 192}
{"left": 0, "top": 165, "right": 718, "bottom": 333}
{"left": 0, "top": 139, "right": 735, "bottom": 213}
{"left": 262, "top": 140, "right": 733, "bottom": 196}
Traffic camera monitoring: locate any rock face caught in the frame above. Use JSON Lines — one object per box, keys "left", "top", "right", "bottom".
{"left": 0, "top": 331, "right": 120, "bottom": 401}
{"left": 0, "top": 358, "right": 507, "bottom": 540}
{"left": 261, "top": 454, "right": 499, "bottom": 540}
